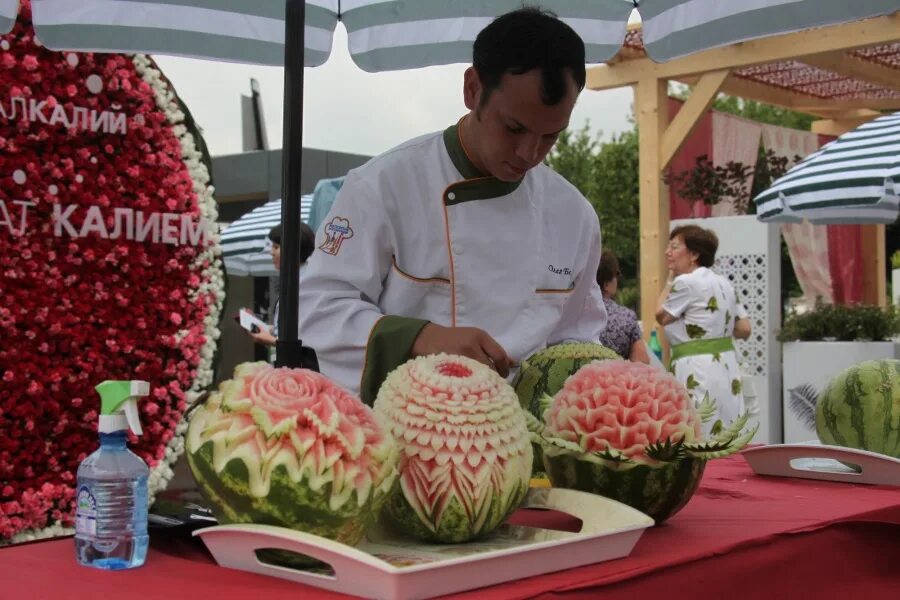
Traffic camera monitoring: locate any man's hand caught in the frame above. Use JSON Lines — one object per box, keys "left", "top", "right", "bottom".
{"left": 411, "top": 323, "right": 515, "bottom": 377}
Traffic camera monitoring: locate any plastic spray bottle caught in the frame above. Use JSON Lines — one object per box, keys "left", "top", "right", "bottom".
{"left": 74, "top": 380, "right": 150, "bottom": 570}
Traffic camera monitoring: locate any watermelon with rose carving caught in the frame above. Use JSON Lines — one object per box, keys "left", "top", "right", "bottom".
{"left": 511, "top": 342, "right": 622, "bottom": 473}
{"left": 374, "top": 354, "right": 532, "bottom": 543}
{"left": 186, "top": 362, "right": 399, "bottom": 548}
{"left": 535, "top": 360, "right": 757, "bottom": 522}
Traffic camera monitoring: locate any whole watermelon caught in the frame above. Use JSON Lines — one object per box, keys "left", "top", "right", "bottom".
{"left": 512, "top": 343, "right": 621, "bottom": 473}
{"left": 186, "top": 362, "right": 399, "bottom": 560}
{"left": 815, "top": 359, "right": 900, "bottom": 458}
{"left": 539, "top": 360, "right": 756, "bottom": 523}
{"left": 374, "top": 354, "right": 532, "bottom": 543}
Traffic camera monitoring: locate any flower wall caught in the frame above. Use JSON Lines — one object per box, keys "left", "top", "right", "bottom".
{"left": 0, "top": 3, "right": 224, "bottom": 542}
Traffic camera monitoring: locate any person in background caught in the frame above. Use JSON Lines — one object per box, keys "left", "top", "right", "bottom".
{"left": 298, "top": 8, "right": 607, "bottom": 404}
{"left": 656, "top": 225, "right": 752, "bottom": 432}
{"left": 597, "top": 250, "right": 649, "bottom": 363}
{"left": 246, "top": 222, "right": 316, "bottom": 347}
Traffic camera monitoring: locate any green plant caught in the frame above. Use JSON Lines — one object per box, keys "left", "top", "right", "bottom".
{"left": 778, "top": 301, "right": 900, "bottom": 342}
{"left": 891, "top": 250, "right": 900, "bottom": 270}
{"left": 617, "top": 284, "right": 640, "bottom": 313}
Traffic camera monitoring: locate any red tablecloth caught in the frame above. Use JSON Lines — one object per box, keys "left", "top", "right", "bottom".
{"left": 3, "top": 455, "right": 899, "bottom": 600}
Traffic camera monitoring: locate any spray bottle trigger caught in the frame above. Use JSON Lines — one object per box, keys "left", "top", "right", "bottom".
{"left": 124, "top": 399, "right": 143, "bottom": 436}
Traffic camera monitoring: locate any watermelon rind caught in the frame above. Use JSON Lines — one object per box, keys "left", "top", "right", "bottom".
{"left": 542, "top": 449, "right": 706, "bottom": 523}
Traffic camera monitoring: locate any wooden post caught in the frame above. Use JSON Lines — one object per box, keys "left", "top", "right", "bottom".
{"left": 861, "top": 224, "right": 887, "bottom": 306}
{"left": 635, "top": 78, "right": 670, "bottom": 346}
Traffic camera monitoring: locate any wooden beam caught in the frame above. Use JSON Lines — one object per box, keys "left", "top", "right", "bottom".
{"left": 660, "top": 69, "right": 729, "bottom": 169}
{"left": 677, "top": 73, "right": 900, "bottom": 118}
{"left": 674, "top": 74, "right": 840, "bottom": 118}
{"left": 785, "top": 98, "right": 900, "bottom": 113}
{"left": 635, "top": 78, "right": 670, "bottom": 352}
{"left": 587, "top": 13, "right": 900, "bottom": 90}
{"left": 810, "top": 114, "right": 881, "bottom": 136}
{"left": 802, "top": 50, "right": 900, "bottom": 92}
{"left": 861, "top": 224, "right": 887, "bottom": 306}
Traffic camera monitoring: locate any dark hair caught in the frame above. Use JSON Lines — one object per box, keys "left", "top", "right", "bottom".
{"left": 670, "top": 225, "right": 718, "bottom": 268}
{"left": 299, "top": 222, "right": 315, "bottom": 264}
{"left": 267, "top": 224, "right": 281, "bottom": 244}
{"left": 597, "top": 250, "right": 620, "bottom": 287}
{"left": 268, "top": 222, "right": 316, "bottom": 264}
{"left": 472, "top": 7, "right": 586, "bottom": 106}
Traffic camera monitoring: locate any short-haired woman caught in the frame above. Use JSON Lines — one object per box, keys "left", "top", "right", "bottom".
{"left": 246, "top": 222, "right": 316, "bottom": 347}
{"left": 597, "top": 250, "right": 649, "bottom": 363}
{"left": 656, "top": 225, "right": 751, "bottom": 432}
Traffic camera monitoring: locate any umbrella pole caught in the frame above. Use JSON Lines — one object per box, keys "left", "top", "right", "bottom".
{"left": 276, "top": 0, "right": 317, "bottom": 370}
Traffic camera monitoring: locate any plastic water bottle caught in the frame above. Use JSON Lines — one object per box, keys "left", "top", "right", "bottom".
{"left": 75, "top": 380, "right": 150, "bottom": 570}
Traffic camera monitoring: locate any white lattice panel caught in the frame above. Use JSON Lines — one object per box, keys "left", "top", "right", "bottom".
{"left": 714, "top": 253, "right": 768, "bottom": 377}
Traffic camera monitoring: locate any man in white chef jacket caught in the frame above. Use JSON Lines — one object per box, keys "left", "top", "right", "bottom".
{"left": 299, "top": 8, "right": 607, "bottom": 404}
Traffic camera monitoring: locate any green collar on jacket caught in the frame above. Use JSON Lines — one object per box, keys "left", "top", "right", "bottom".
{"left": 442, "top": 122, "right": 523, "bottom": 206}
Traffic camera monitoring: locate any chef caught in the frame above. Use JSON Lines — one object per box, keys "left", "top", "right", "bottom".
{"left": 298, "top": 8, "right": 607, "bottom": 404}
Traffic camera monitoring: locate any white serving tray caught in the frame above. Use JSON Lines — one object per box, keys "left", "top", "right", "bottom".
{"left": 194, "top": 487, "right": 654, "bottom": 600}
{"left": 742, "top": 442, "right": 900, "bottom": 486}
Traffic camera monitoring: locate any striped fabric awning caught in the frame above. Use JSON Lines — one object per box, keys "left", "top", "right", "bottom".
{"left": 220, "top": 196, "right": 313, "bottom": 277}
{"left": 3, "top": 0, "right": 340, "bottom": 67}
{"left": 754, "top": 111, "right": 900, "bottom": 224}
{"left": 3, "top": 0, "right": 897, "bottom": 68}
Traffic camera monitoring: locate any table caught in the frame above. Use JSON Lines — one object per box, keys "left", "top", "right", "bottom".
{"left": 3, "top": 455, "right": 899, "bottom": 599}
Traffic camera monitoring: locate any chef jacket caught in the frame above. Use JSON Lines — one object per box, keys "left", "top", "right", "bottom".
{"left": 298, "top": 123, "right": 607, "bottom": 403}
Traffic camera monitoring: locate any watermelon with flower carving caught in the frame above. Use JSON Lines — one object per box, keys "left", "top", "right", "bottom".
{"left": 187, "top": 362, "right": 399, "bottom": 547}
{"left": 374, "top": 354, "right": 532, "bottom": 543}
{"left": 536, "top": 360, "right": 757, "bottom": 522}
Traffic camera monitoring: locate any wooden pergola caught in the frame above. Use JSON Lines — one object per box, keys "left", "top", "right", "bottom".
{"left": 587, "top": 13, "right": 900, "bottom": 338}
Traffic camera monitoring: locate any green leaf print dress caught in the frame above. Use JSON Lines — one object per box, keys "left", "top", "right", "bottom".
{"left": 662, "top": 267, "right": 747, "bottom": 434}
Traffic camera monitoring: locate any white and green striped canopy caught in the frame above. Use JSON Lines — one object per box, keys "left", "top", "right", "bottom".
{"left": 2, "top": 0, "right": 898, "bottom": 69}
{"left": 754, "top": 112, "right": 900, "bottom": 224}
{"left": 221, "top": 196, "right": 313, "bottom": 277}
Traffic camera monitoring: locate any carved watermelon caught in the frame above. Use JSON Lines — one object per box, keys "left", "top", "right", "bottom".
{"left": 511, "top": 343, "right": 622, "bottom": 473}
{"left": 186, "top": 362, "right": 399, "bottom": 550}
{"left": 374, "top": 354, "right": 532, "bottom": 543}
{"left": 816, "top": 358, "right": 900, "bottom": 458}
{"left": 537, "top": 360, "right": 757, "bottom": 523}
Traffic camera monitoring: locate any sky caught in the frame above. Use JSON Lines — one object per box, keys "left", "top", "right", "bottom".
{"left": 153, "top": 25, "right": 635, "bottom": 160}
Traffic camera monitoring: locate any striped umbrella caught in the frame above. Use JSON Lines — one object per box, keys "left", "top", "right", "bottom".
{"left": 754, "top": 112, "right": 900, "bottom": 224}
{"left": 4, "top": 1, "right": 898, "bottom": 66}
{"left": 220, "top": 196, "right": 313, "bottom": 277}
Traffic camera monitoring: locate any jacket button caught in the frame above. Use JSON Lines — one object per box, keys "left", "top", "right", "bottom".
{"left": 447, "top": 192, "right": 456, "bottom": 201}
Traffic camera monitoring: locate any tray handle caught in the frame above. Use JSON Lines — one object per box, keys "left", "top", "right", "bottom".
{"left": 742, "top": 444, "right": 900, "bottom": 486}
{"left": 520, "top": 487, "right": 655, "bottom": 532}
{"left": 194, "top": 524, "right": 392, "bottom": 595}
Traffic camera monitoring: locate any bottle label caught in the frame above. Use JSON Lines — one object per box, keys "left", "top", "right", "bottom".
{"left": 75, "top": 485, "right": 97, "bottom": 536}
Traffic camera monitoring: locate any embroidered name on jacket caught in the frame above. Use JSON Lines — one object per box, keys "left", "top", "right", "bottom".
{"left": 320, "top": 217, "right": 353, "bottom": 256}
{"left": 548, "top": 264, "right": 572, "bottom": 276}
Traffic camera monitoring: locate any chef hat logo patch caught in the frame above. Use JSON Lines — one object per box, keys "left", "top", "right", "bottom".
{"left": 319, "top": 217, "right": 354, "bottom": 256}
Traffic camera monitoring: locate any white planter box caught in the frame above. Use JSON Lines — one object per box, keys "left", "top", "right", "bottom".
{"left": 782, "top": 341, "right": 898, "bottom": 443}
{"left": 893, "top": 268, "right": 900, "bottom": 306}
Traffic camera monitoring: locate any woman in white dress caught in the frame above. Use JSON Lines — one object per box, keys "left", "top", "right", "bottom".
{"left": 655, "top": 225, "right": 751, "bottom": 433}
